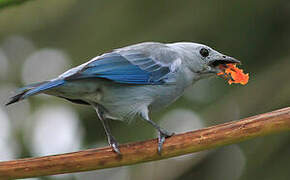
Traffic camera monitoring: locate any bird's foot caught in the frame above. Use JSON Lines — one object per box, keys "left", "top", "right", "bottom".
{"left": 157, "top": 130, "right": 174, "bottom": 155}
{"left": 108, "top": 136, "right": 121, "bottom": 155}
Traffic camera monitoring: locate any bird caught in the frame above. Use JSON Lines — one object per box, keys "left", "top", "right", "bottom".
{"left": 6, "top": 42, "right": 240, "bottom": 155}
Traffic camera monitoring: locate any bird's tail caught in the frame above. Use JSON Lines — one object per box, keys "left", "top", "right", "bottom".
{"left": 6, "top": 79, "right": 65, "bottom": 106}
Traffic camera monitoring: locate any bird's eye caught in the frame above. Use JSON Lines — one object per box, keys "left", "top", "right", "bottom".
{"left": 199, "top": 48, "right": 209, "bottom": 57}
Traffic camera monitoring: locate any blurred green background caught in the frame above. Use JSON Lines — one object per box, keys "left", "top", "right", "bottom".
{"left": 0, "top": 0, "right": 289, "bottom": 179}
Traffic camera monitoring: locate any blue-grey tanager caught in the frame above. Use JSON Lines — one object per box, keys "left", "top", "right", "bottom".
{"left": 6, "top": 42, "right": 240, "bottom": 154}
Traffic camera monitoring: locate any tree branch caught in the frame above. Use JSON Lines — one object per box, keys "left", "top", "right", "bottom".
{"left": 0, "top": 107, "right": 289, "bottom": 179}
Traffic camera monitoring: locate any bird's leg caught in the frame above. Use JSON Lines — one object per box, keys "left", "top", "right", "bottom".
{"left": 95, "top": 106, "right": 121, "bottom": 154}
{"left": 141, "top": 111, "right": 174, "bottom": 155}
{"left": 145, "top": 119, "right": 174, "bottom": 154}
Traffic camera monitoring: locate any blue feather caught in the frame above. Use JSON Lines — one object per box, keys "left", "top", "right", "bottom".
{"left": 22, "top": 80, "right": 65, "bottom": 98}
{"left": 65, "top": 52, "right": 171, "bottom": 84}
{"left": 6, "top": 79, "right": 65, "bottom": 105}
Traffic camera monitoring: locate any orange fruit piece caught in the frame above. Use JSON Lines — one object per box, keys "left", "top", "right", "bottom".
{"left": 217, "top": 64, "right": 249, "bottom": 85}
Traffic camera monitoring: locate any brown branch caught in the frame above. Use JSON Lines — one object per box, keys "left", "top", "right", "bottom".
{"left": 0, "top": 107, "right": 289, "bottom": 179}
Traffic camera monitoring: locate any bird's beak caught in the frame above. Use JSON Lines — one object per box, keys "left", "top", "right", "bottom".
{"left": 208, "top": 56, "right": 241, "bottom": 67}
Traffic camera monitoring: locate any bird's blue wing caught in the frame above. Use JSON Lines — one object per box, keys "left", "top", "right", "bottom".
{"left": 65, "top": 52, "right": 173, "bottom": 84}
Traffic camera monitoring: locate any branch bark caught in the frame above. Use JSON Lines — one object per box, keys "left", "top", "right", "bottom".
{"left": 0, "top": 107, "right": 289, "bottom": 179}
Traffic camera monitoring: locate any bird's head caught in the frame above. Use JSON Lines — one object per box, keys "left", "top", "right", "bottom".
{"left": 170, "top": 42, "right": 241, "bottom": 78}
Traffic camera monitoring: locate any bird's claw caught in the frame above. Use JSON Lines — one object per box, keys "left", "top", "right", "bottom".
{"left": 108, "top": 136, "right": 121, "bottom": 155}
{"left": 157, "top": 130, "right": 174, "bottom": 155}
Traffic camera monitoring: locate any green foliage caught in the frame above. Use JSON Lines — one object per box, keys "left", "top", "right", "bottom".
{"left": 0, "top": 0, "right": 34, "bottom": 9}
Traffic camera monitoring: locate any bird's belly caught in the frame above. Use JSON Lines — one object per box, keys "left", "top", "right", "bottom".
{"left": 97, "top": 84, "right": 184, "bottom": 120}
{"left": 149, "top": 86, "right": 184, "bottom": 112}
{"left": 50, "top": 80, "right": 185, "bottom": 121}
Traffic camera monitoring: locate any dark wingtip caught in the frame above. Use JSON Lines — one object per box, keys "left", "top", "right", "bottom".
{"left": 5, "top": 99, "right": 16, "bottom": 106}
{"left": 5, "top": 93, "right": 25, "bottom": 106}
